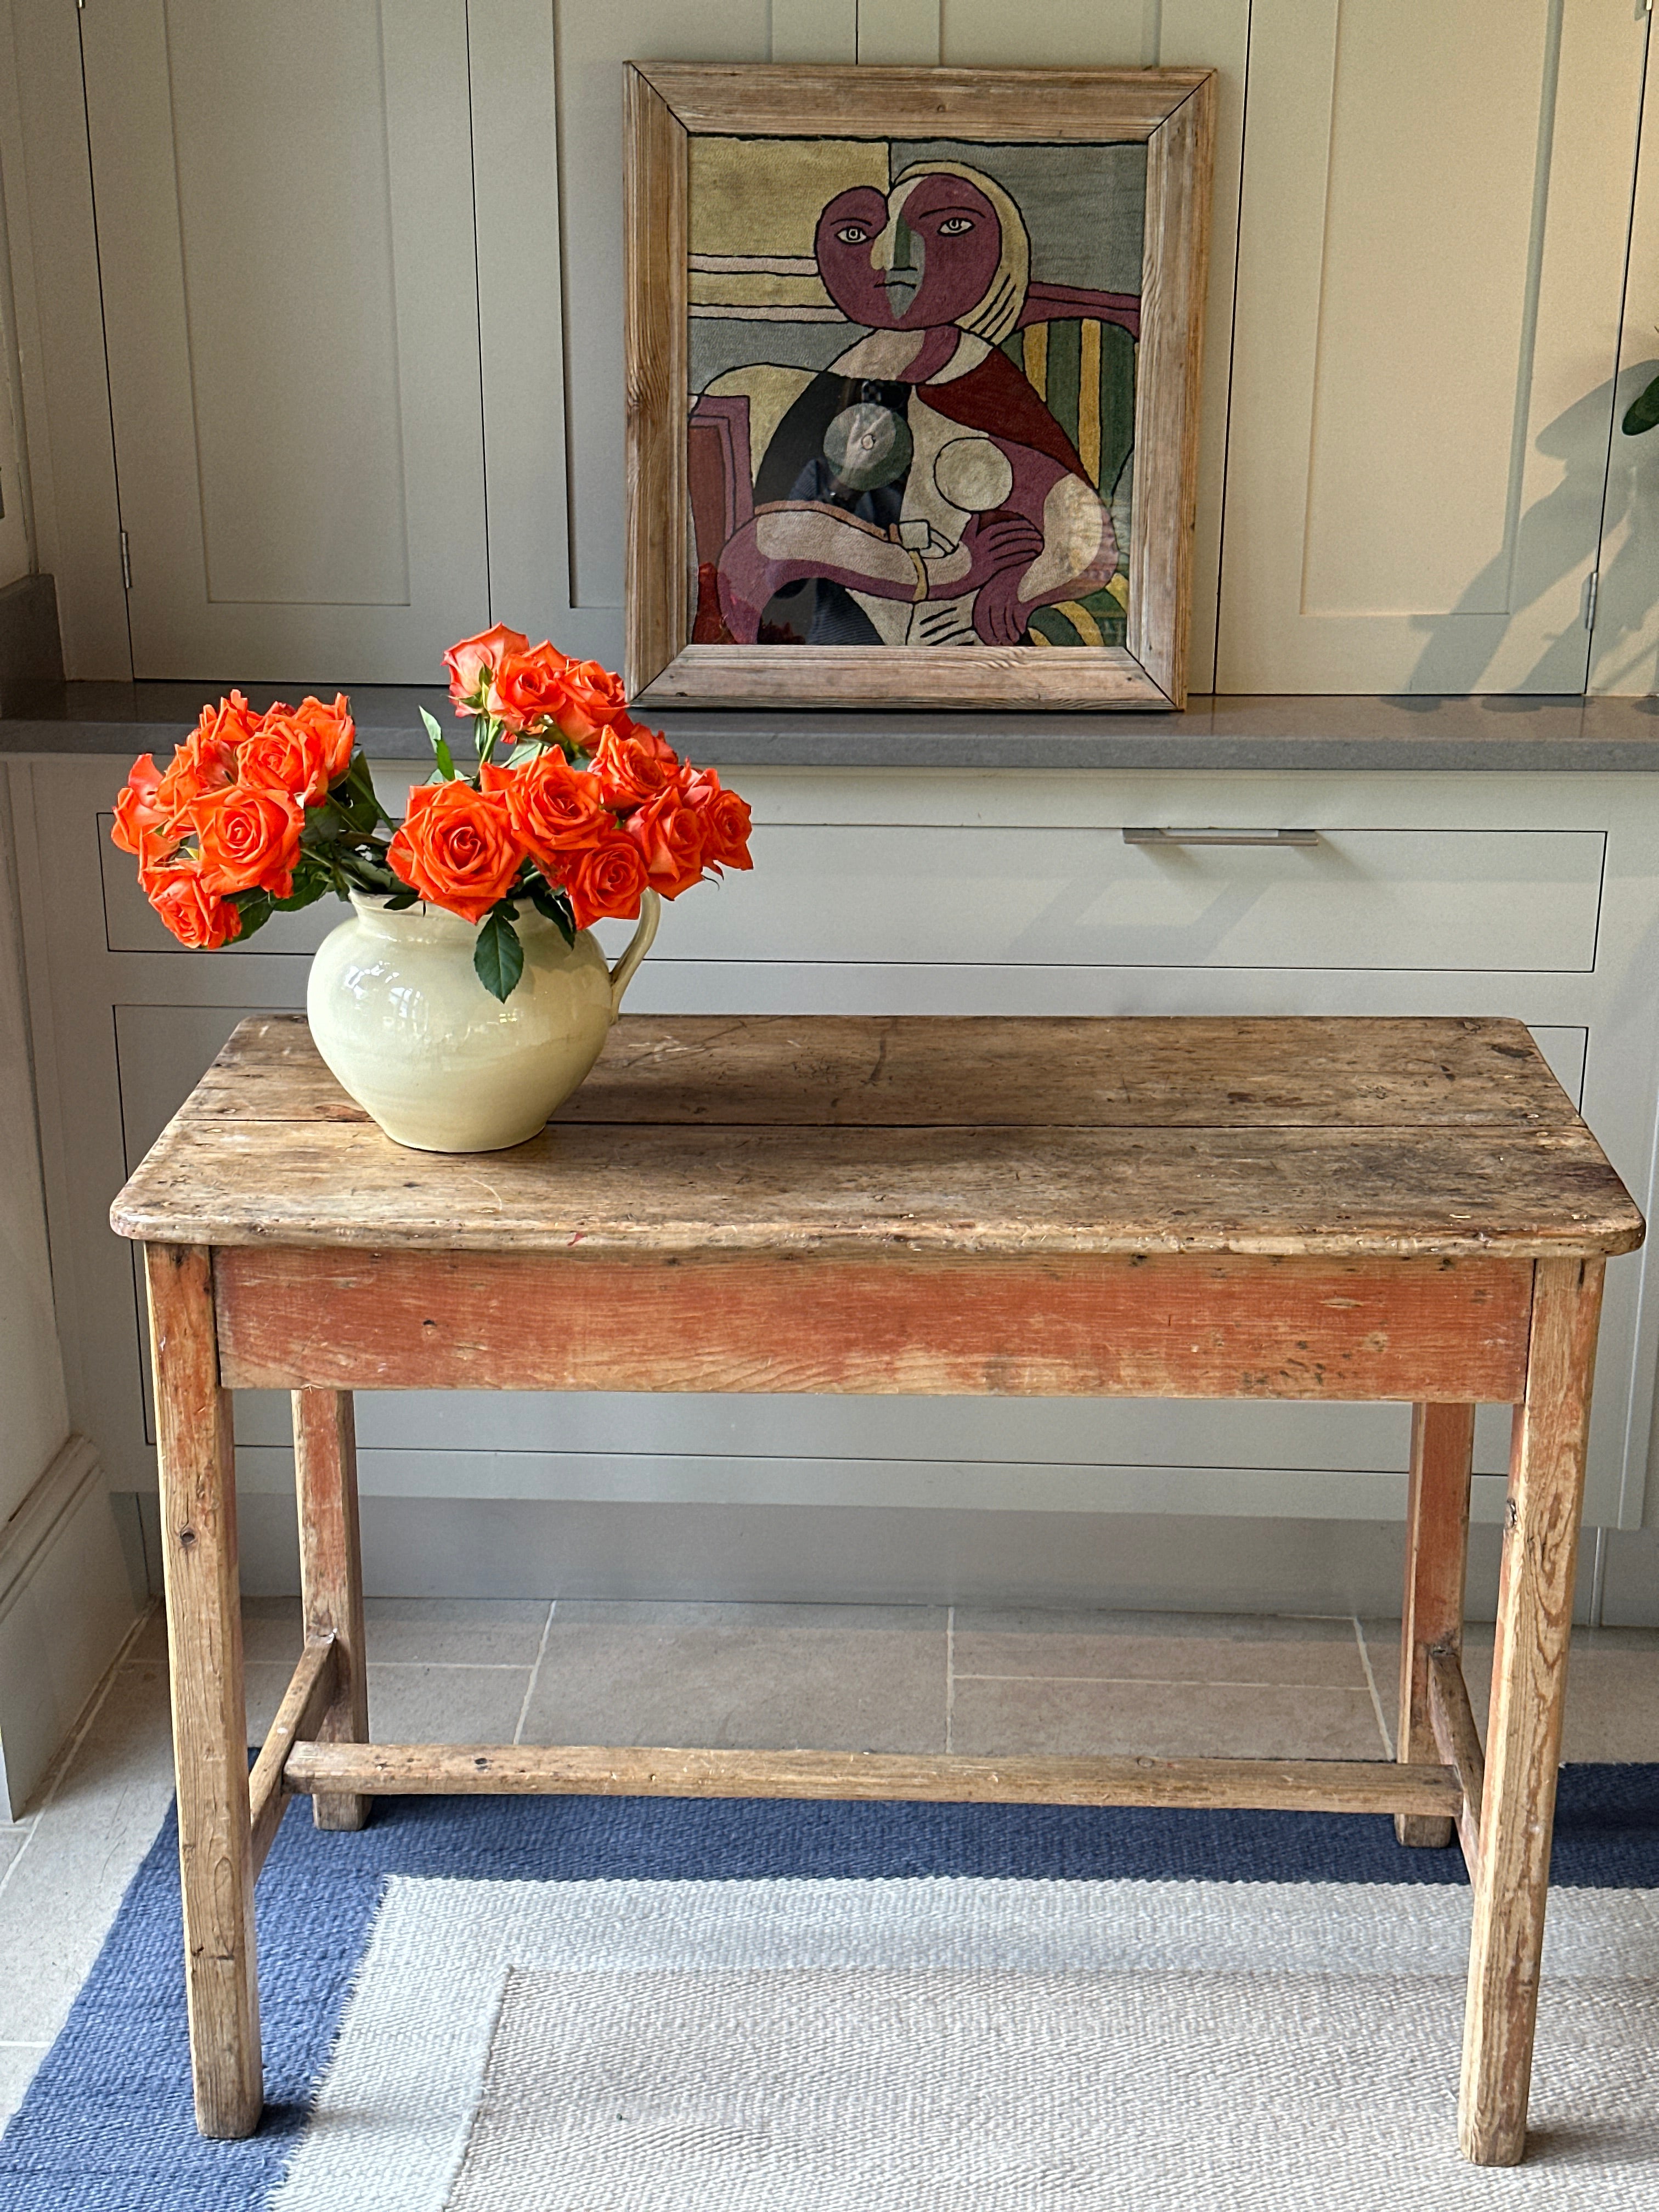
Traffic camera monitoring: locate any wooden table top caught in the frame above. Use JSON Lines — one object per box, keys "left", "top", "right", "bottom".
{"left": 110, "top": 1013, "right": 1644, "bottom": 1262}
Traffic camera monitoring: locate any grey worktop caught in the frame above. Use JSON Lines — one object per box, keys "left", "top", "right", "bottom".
{"left": 4, "top": 682, "right": 1659, "bottom": 771}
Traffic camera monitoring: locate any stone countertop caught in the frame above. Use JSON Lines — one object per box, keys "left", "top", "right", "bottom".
{"left": 4, "top": 681, "right": 1659, "bottom": 771}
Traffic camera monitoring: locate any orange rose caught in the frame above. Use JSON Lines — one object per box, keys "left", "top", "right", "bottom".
{"left": 291, "top": 693, "right": 357, "bottom": 786}
{"left": 480, "top": 751, "right": 610, "bottom": 868}
{"left": 487, "top": 641, "right": 576, "bottom": 737}
{"left": 139, "top": 843, "right": 242, "bottom": 949}
{"left": 110, "top": 754, "right": 168, "bottom": 855}
{"left": 156, "top": 701, "right": 248, "bottom": 814}
{"left": 387, "top": 780, "right": 524, "bottom": 923}
{"left": 238, "top": 714, "right": 330, "bottom": 808}
{"left": 563, "top": 832, "right": 650, "bottom": 929}
{"left": 191, "top": 780, "right": 306, "bottom": 898}
{"left": 545, "top": 658, "right": 628, "bottom": 747}
{"left": 623, "top": 786, "right": 707, "bottom": 899}
{"left": 444, "top": 623, "right": 529, "bottom": 714}
{"left": 680, "top": 767, "right": 753, "bottom": 871}
{"left": 590, "top": 720, "right": 679, "bottom": 810}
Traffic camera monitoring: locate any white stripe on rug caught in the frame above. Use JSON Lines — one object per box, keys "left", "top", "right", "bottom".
{"left": 272, "top": 1877, "right": 1659, "bottom": 2211}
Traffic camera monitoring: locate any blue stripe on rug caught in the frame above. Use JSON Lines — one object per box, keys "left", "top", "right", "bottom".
{"left": 3, "top": 1765, "right": 1657, "bottom": 2210}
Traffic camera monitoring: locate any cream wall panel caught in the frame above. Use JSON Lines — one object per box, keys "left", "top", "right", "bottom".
{"left": 77, "top": 0, "right": 490, "bottom": 682}
{"left": 857, "top": 0, "right": 940, "bottom": 66}
{"left": 556, "top": 0, "right": 772, "bottom": 640}
{"left": 1220, "top": 0, "right": 1646, "bottom": 695}
{"left": 772, "top": 0, "right": 857, "bottom": 61}
{"left": 1591, "top": 22, "right": 1659, "bottom": 696}
{"left": 0, "top": 0, "right": 129, "bottom": 675}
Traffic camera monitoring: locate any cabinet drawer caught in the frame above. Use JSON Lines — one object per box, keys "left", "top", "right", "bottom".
{"left": 100, "top": 819, "right": 1604, "bottom": 973}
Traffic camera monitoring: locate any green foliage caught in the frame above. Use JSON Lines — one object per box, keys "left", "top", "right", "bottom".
{"left": 419, "top": 705, "right": 459, "bottom": 781}
{"left": 525, "top": 875, "right": 577, "bottom": 945}
{"left": 1623, "top": 373, "right": 1659, "bottom": 438}
{"left": 473, "top": 907, "right": 524, "bottom": 1001}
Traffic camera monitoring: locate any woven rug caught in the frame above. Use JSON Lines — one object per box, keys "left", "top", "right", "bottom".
{"left": 6, "top": 1771, "right": 1659, "bottom": 2209}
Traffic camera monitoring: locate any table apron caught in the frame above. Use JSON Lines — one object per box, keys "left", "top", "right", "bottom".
{"left": 212, "top": 1246, "right": 1535, "bottom": 1401}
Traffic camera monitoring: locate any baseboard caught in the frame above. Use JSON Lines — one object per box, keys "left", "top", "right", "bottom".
{"left": 133, "top": 1488, "right": 1519, "bottom": 1624}
{"left": 0, "top": 1435, "right": 143, "bottom": 1818}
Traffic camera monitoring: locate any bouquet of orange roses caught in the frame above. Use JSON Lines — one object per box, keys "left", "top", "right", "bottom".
{"left": 110, "top": 625, "right": 752, "bottom": 1000}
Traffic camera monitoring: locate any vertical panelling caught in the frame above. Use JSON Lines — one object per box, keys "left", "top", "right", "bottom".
{"left": 0, "top": 0, "right": 129, "bottom": 675}
{"left": 469, "top": 0, "right": 577, "bottom": 645}
{"left": 78, "top": 0, "right": 490, "bottom": 682}
{"left": 555, "top": 0, "right": 772, "bottom": 642}
{"left": 772, "top": 0, "right": 857, "bottom": 61}
{"left": 1590, "top": 19, "right": 1659, "bottom": 697}
{"left": 857, "top": 1, "right": 940, "bottom": 66}
{"left": 1219, "top": 0, "right": 1646, "bottom": 695}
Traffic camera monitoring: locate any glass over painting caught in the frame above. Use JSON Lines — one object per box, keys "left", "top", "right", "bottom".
{"left": 686, "top": 134, "right": 1144, "bottom": 654}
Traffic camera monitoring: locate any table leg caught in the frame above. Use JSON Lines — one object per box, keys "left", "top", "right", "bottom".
{"left": 294, "top": 1390, "right": 370, "bottom": 1830}
{"left": 1396, "top": 1403, "right": 1475, "bottom": 1847}
{"left": 144, "top": 1243, "right": 262, "bottom": 2139}
{"left": 1459, "top": 1255, "right": 1604, "bottom": 2166}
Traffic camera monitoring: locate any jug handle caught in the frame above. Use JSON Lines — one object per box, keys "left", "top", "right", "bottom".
{"left": 607, "top": 888, "right": 660, "bottom": 1020}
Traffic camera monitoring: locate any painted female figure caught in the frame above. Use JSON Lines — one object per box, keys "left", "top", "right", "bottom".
{"left": 704, "top": 162, "right": 1121, "bottom": 649}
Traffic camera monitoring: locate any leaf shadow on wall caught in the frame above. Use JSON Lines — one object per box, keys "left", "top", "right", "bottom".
{"left": 1402, "top": 368, "right": 1659, "bottom": 704}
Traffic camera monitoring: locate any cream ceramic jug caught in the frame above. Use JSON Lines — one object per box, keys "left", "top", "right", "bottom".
{"left": 306, "top": 889, "right": 659, "bottom": 1152}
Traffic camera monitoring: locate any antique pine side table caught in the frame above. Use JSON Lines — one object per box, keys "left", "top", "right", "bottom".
{"left": 111, "top": 1011, "right": 1644, "bottom": 2166}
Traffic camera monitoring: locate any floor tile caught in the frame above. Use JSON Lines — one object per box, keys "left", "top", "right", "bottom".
{"left": 949, "top": 1674, "right": 1389, "bottom": 1761}
{"left": 244, "top": 1658, "right": 534, "bottom": 1747}
{"left": 952, "top": 1607, "right": 1365, "bottom": 1688}
{"left": 0, "top": 1663, "right": 176, "bottom": 2044}
{"left": 0, "top": 2045, "right": 48, "bottom": 2130}
{"left": 521, "top": 1604, "right": 948, "bottom": 1753}
{"left": 361, "top": 1598, "right": 552, "bottom": 1666}
{"left": 0, "top": 1827, "right": 30, "bottom": 1883}
{"left": 1359, "top": 1624, "right": 1659, "bottom": 1762}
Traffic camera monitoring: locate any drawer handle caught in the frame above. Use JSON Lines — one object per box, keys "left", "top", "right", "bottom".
{"left": 1122, "top": 826, "right": 1321, "bottom": 848}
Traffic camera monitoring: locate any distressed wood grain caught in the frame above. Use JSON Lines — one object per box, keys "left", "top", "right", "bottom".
{"left": 1429, "top": 1646, "right": 1486, "bottom": 1881}
{"left": 293, "top": 1392, "right": 369, "bottom": 1831}
{"left": 284, "top": 1739, "right": 1462, "bottom": 1816}
{"left": 176, "top": 1013, "right": 1590, "bottom": 1133}
{"left": 112, "top": 1115, "right": 1644, "bottom": 1261}
{"left": 1131, "top": 78, "right": 1216, "bottom": 706}
{"left": 247, "top": 1634, "right": 338, "bottom": 1877}
{"left": 1460, "top": 1255, "right": 1605, "bottom": 2166}
{"left": 144, "top": 1243, "right": 262, "bottom": 2139}
{"left": 631, "top": 63, "right": 1212, "bottom": 142}
{"left": 623, "top": 65, "right": 688, "bottom": 697}
{"left": 215, "top": 1246, "right": 1535, "bottom": 1401}
{"left": 1396, "top": 1402, "right": 1476, "bottom": 1847}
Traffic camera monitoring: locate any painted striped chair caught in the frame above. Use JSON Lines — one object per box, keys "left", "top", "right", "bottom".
{"left": 1001, "top": 282, "right": 1138, "bottom": 649}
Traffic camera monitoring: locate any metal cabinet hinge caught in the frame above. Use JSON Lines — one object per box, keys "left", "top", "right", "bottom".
{"left": 119, "top": 529, "right": 131, "bottom": 591}
{"left": 1584, "top": 570, "right": 1599, "bottom": 632}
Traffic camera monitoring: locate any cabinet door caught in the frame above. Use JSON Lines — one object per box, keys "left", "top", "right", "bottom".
{"left": 1218, "top": 0, "right": 1646, "bottom": 695}
{"left": 78, "top": 0, "right": 488, "bottom": 682}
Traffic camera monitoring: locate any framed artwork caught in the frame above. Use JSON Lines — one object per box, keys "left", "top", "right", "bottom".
{"left": 624, "top": 65, "right": 1215, "bottom": 714}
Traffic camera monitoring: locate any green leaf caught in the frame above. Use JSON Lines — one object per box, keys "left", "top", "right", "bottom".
{"left": 527, "top": 876, "right": 577, "bottom": 945}
{"left": 1624, "top": 373, "right": 1659, "bottom": 437}
{"left": 419, "top": 705, "right": 459, "bottom": 781}
{"left": 272, "top": 877, "right": 330, "bottom": 912}
{"left": 232, "top": 888, "right": 274, "bottom": 938}
{"left": 472, "top": 909, "right": 524, "bottom": 1001}
{"left": 385, "top": 885, "right": 420, "bottom": 910}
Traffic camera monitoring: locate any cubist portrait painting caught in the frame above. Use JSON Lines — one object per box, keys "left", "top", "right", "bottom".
{"left": 686, "top": 136, "right": 1143, "bottom": 653}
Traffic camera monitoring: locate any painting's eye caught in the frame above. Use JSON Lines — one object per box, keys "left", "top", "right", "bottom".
{"left": 834, "top": 224, "right": 870, "bottom": 245}
{"left": 937, "top": 216, "right": 975, "bottom": 235}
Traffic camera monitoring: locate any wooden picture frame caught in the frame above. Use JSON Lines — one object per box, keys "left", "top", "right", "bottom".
{"left": 624, "top": 64, "right": 1215, "bottom": 713}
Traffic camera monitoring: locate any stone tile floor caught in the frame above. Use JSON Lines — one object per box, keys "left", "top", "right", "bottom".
{"left": 1, "top": 1596, "right": 1656, "bottom": 2130}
